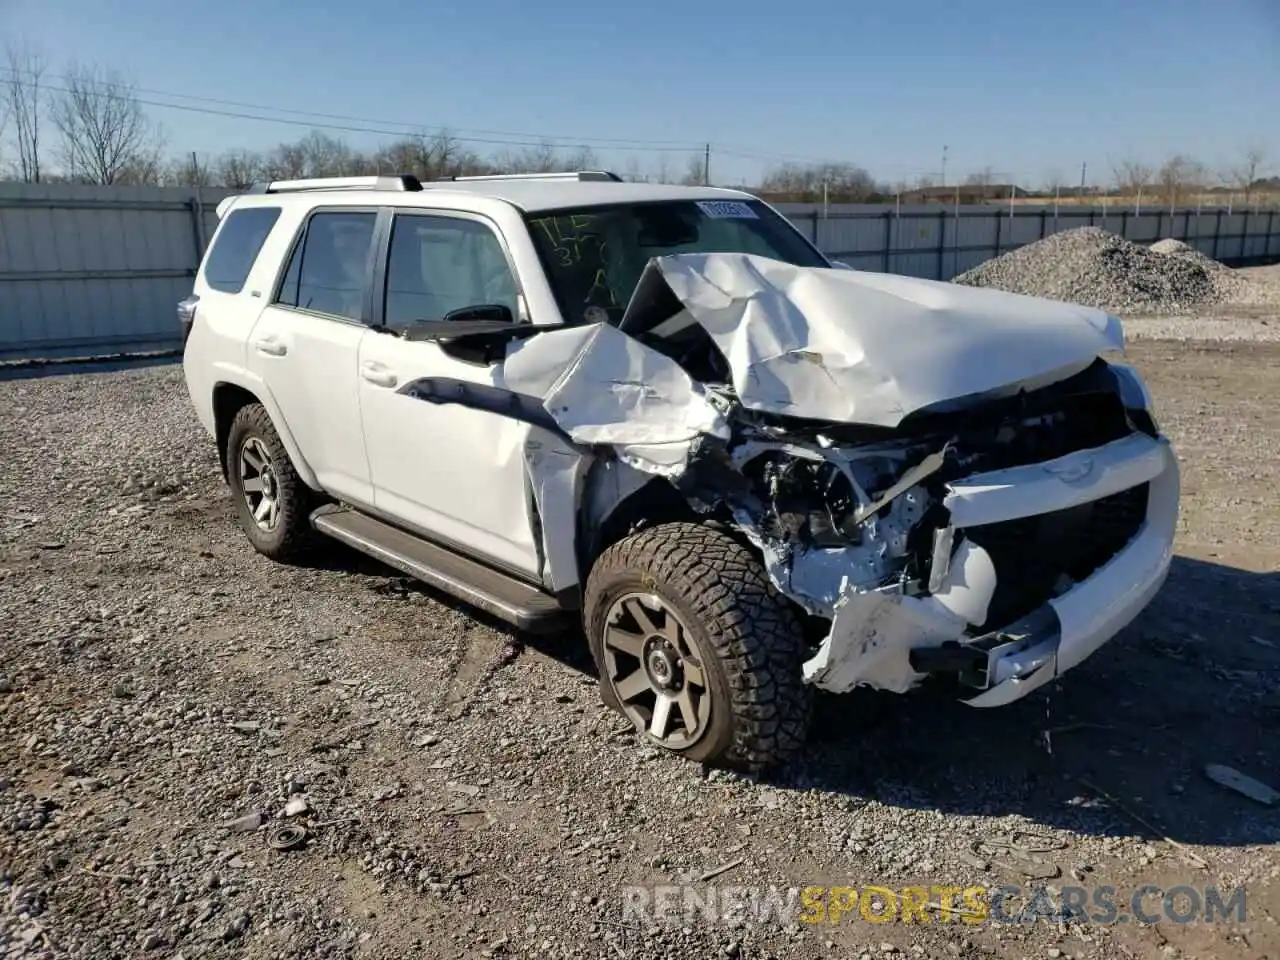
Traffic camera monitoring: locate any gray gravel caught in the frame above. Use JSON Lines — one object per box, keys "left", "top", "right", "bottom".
{"left": 953, "top": 226, "right": 1275, "bottom": 315}
{"left": 2, "top": 353, "right": 1278, "bottom": 960}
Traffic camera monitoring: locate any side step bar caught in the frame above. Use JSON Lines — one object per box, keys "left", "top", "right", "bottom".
{"left": 311, "top": 505, "right": 569, "bottom": 634}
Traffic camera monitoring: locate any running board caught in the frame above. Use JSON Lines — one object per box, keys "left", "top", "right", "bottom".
{"left": 310, "top": 505, "right": 568, "bottom": 634}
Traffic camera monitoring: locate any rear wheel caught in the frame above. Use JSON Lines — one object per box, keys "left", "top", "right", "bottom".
{"left": 584, "top": 522, "right": 812, "bottom": 771}
{"left": 225, "top": 403, "right": 318, "bottom": 562}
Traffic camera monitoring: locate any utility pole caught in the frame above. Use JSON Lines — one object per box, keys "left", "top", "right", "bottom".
{"left": 703, "top": 144, "right": 710, "bottom": 186}
{"left": 1079, "top": 161, "right": 1087, "bottom": 197}
{"left": 941, "top": 145, "right": 948, "bottom": 187}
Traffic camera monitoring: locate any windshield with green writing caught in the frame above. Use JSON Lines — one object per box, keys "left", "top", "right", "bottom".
{"left": 525, "top": 199, "right": 828, "bottom": 325}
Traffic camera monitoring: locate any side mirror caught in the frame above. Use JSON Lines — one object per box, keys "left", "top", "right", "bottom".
{"left": 442, "top": 303, "right": 514, "bottom": 325}
{"left": 401, "top": 304, "right": 523, "bottom": 365}
{"left": 831, "top": 260, "right": 854, "bottom": 271}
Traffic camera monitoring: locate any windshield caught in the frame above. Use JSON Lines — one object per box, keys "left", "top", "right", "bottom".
{"left": 525, "top": 199, "right": 829, "bottom": 325}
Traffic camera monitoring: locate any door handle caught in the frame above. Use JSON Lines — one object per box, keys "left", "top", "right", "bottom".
{"left": 254, "top": 337, "right": 287, "bottom": 357}
{"left": 360, "top": 362, "right": 397, "bottom": 388}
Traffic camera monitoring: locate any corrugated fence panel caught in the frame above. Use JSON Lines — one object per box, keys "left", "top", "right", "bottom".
{"left": 1, "top": 186, "right": 1278, "bottom": 360}
{"left": 0, "top": 182, "right": 234, "bottom": 359}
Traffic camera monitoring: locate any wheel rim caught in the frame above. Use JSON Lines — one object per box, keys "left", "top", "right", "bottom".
{"left": 602, "top": 592, "right": 712, "bottom": 750}
{"left": 238, "top": 437, "right": 280, "bottom": 532}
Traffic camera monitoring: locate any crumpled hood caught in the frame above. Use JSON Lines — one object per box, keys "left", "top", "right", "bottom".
{"left": 618, "top": 253, "right": 1125, "bottom": 428}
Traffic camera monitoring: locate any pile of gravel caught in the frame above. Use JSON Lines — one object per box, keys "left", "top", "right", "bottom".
{"left": 953, "top": 226, "right": 1252, "bottom": 315}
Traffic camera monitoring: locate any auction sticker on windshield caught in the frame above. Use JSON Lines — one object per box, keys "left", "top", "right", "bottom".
{"left": 696, "top": 200, "right": 759, "bottom": 219}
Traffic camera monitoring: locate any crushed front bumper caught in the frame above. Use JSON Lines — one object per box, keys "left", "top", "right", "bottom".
{"left": 801, "top": 431, "right": 1180, "bottom": 704}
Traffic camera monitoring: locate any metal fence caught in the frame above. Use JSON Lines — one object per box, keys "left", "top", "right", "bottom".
{"left": 0, "top": 182, "right": 232, "bottom": 360}
{"left": 774, "top": 202, "right": 1280, "bottom": 281}
{"left": 2, "top": 183, "right": 1279, "bottom": 361}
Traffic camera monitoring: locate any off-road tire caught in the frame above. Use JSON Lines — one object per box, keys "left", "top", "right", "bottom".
{"left": 225, "top": 403, "right": 318, "bottom": 563}
{"left": 584, "top": 522, "right": 812, "bottom": 771}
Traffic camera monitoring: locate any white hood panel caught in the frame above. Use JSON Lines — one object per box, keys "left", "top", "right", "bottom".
{"left": 628, "top": 254, "right": 1125, "bottom": 427}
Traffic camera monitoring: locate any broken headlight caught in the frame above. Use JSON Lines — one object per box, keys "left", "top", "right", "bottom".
{"left": 1107, "top": 362, "right": 1161, "bottom": 436}
{"left": 752, "top": 450, "right": 914, "bottom": 549}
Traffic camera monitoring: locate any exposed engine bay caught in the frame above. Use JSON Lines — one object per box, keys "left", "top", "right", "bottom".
{"left": 677, "top": 357, "right": 1151, "bottom": 622}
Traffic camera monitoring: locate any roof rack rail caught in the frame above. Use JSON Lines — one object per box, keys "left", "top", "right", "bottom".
{"left": 245, "top": 174, "right": 423, "bottom": 194}
{"left": 436, "top": 171, "right": 624, "bottom": 183}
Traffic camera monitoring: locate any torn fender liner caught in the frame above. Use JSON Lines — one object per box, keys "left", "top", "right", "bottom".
{"left": 502, "top": 321, "right": 729, "bottom": 476}
{"left": 619, "top": 253, "right": 1125, "bottom": 428}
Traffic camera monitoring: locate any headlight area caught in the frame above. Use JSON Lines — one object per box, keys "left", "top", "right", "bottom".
{"left": 730, "top": 442, "right": 944, "bottom": 617}
{"left": 717, "top": 361, "right": 1173, "bottom": 697}
{"left": 1107, "top": 362, "right": 1161, "bottom": 436}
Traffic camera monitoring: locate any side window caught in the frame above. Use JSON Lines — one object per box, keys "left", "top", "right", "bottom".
{"left": 384, "top": 214, "right": 519, "bottom": 327}
{"left": 202, "top": 206, "right": 281, "bottom": 294}
{"left": 275, "top": 211, "right": 377, "bottom": 321}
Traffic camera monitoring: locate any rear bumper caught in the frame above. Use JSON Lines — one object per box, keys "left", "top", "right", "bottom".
{"left": 801, "top": 431, "right": 1180, "bottom": 702}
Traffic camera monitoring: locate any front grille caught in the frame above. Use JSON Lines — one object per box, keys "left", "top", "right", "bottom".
{"left": 944, "top": 389, "right": 1134, "bottom": 477}
{"left": 964, "top": 482, "right": 1150, "bottom": 631}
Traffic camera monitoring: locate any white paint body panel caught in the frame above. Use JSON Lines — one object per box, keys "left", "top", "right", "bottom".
{"left": 357, "top": 333, "right": 541, "bottom": 577}
{"left": 641, "top": 254, "right": 1124, "bottom": 427}
{"left": 246, "top": 307, "right": 372, "bottom": 505}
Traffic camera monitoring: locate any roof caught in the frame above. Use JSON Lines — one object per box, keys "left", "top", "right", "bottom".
{"left": 217, "top": 176, "right": 756, "bottom": 219}
{"left": 429, "top": 179, "right": 753, "bottom": 213}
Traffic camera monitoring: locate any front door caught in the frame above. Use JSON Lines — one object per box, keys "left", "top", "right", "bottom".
{"left": 246, "top": 207, "right": 379, "bottom": 506}
{"left": 357, "top": 210, "right": 541, "bottom": 577}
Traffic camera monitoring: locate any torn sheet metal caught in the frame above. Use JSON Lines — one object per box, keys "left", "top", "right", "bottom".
{"left": 621, "top": 253, "right": 1125, "bottom": 428}
{"left": 802, "top": 433, "right": 1179, "bottom": 700}
{"left": 800, "top": 535, "right": 998, "bottom": 693}
{"left": 523, "top": 430, "right": 590, "bottom": 593}
{"left": 503, "top": 321, "right": 728, "bottom": 475}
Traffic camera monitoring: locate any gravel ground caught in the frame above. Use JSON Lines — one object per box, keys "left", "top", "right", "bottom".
{"left": 2, "top": 334, "right": 1279, "bottom": 959}
{"left": 953, "top": 227, "right": 1279, "bottom": 315}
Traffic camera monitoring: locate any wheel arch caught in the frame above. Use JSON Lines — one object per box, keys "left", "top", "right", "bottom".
{"left": 211, "top": 375, "right": 321, "bottom": 492}
{"left": 576, "top": 468, "right": 702, "bottom": 586}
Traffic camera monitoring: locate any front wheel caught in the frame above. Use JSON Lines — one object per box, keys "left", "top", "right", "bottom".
{"left": 584, "top": 522, "right": 812, "bottom": 772}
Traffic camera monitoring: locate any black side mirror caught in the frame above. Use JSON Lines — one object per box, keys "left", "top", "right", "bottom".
{"left": 442, "top": 303, "right": 513, "bottom": 325}
{"left": 401, "top": 304, "right": 523, "bottom": 364}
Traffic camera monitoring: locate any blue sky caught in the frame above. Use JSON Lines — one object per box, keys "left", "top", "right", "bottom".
{"left": 4, "top": 0, "right": 1278, "bottom": 186}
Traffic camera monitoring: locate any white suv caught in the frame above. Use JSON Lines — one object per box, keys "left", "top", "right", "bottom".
{"left": 181, "top": 172, "right": 1179, "bottom": 770}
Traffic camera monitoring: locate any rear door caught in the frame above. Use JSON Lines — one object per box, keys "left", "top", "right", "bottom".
{"left": 356, "top": 209, "right": 541, "bottom": 576}
{"left": 246, "top": 207, "right": 382, "bottom": 506}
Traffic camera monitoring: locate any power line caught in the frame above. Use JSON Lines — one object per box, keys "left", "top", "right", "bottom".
{"left": 0, "top": 65, "right": 883, "bottom": 170}
{"left": 0, "top": 65, "right": 710, "bottom": 152}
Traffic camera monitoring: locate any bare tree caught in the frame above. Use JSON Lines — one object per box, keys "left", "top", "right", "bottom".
{"left": 680, "top": 153, "right": 705, "bottom": 186}
{"left": 1110, "top": 158, "right": 1154, "bottom": 198}
{"left": 1042, "top": 169, "right": 1066, "bottom": 196}
{"left": 162, "top": 151, "right": 215, "bottom": 187}
{"left": 1156, "top": 153, "right": 1206, "bottom": 207}
{"left": 214, "top": 149, "right": 264, "bottom": 189}
{"left": 49, "top": 63, "right": 163, "bottom": 184}
{"left": 759, "top": 161, "right": 878, "bottom": 202}
{"left": 1224, "top": 145, "right": 1267, "bottom": 204}
{"left": 491, "top": 139, "right": 559, "bottom": 174}
{"left": 4, "top": 43, "right": 48, "bottom": 182}
{"left": 963, "top": 166, "right": 997, "bottom": 189}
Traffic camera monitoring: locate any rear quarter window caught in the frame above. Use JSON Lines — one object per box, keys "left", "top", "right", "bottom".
{"left": 202, "top": 206, "right": 283, "bottom": 294}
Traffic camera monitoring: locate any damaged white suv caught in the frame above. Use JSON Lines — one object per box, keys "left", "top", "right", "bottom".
{"left": 182, "top": 172, "right": 1179, "bottom": 771}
